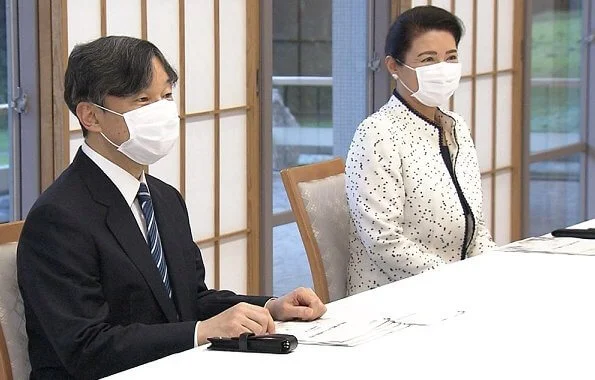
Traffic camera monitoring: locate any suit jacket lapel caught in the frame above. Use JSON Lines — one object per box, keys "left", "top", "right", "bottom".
{"left": 105, "top": 204, "right": 179, "bottom": 322}
{"left": 73, "top": 150, "right": 179, "bottom": 322}
{"left": 147, "top": 176, "right": 193, "bottom": 320}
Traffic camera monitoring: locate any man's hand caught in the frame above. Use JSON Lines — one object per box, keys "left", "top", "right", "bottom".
{"left": 196, "top": 302, "right": 275, "bottom": 345}
{"left": 265, "top": 287, "right": 327, "bottom": 321}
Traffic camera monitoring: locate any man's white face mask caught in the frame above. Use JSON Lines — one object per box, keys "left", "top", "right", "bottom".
{"left": 393, "top": 60, "right": 462, "bottom": 107}
{"left": 94, "top": 99, "right": 180, "bottom": 165}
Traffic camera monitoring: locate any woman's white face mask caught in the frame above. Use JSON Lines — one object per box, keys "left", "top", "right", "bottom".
{"left": 94, "top": 99, "right": 180, "bottom": 165}
{"left": 393, "top": 60, "right": 462, "bottom": 107}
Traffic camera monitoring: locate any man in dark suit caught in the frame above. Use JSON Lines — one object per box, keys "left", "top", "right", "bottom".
{"left": 17, "top": 36, "right": 326, "bottom": 379}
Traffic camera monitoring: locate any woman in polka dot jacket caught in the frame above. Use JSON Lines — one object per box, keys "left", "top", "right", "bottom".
{"left": 346, "top": 5, "right": 495, "bottom": 295}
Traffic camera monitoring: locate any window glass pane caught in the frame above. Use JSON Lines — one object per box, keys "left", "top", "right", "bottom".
{"left": 272, "top": 0, "right": 333, "bottom": 176}
{"left": 271, "top": 0, "right": 369, "bottom": 293}
{"left": 272, "top": 0, "right": 333, "bottom": 293}
{"left": 528, "top": 154, "right": 582, "bottom": 237}
{"left": 529, "top": 2, "right": 582, "bottom": 153}
{"left": 272, "top": 222, "right": 313, "bottom": 296}
{"left": 272, "top": 170, "right": 290, "bottom": 214}
{"left": 0, "top": 0, "right": 11, "bottom": 223}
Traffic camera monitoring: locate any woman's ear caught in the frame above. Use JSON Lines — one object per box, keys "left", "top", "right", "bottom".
{"left": 385, "top": 55, "right": 399, "bottom": 76}
{"left": 76, "top": 102, "right": 102, "bottom": 134}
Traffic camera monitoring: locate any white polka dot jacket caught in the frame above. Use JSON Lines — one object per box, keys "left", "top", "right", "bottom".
{"left": 346, "top": 92, "right": 496, "bottom": 295}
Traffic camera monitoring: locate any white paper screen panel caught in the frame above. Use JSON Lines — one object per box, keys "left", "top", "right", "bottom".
{"left": 475, "top": 0, "right": 494, "bottom": 74}
{"left": 185, "top": 117, "right": 215, "bottom": 240}
{"left": 497, "top": 0, "right": 514, "bottom": 70}
{"left": 199, "top": 244, "right": 215, "bottom": 289}
{"left": 149, "top": 139, "right": 181, "bottom": 190}
{"left": 219, "top": 237, "right": 247, "bottom": 293}
{"left": 106, "top": 0, "right": 142, "bottom": 38}
{"left": 474, "top": 76, "right": 493, "bottom": 172}
{"left": 454, "top": 0, "right": 474, "bottom": 76}
{"left": 69, "top": 113, "right": 79, "bottom": 132}
{"left": 219, "top": 0, "right": 246, "bottom": 108}
{"left": 67, "top": 0, "right": 101, "bottom": 54}
{"left": 481, "top": 176, "right": 492, "bottom": 233}
{"left": 64, "top": 0, "right": 110, "bottom": 158}
{"left": 69, "top": 134, "right": 84, "bottom": 163}
{"left": 219, "top": 113, "right": 247, "bottom": 234}
{"left": 147, "top": 0, "right": 181, "bottom": 106}
{"left": 184, "top": 0, "right": 215, "bottom": 114}
{"left": 431, "top": 0, "right": 452, "bottom": 11}
{"left": 411, "top": 0, "right": 429, "bottom": 7}
{"left": 453, "top": 78, "right": 473, "bottom": 134}
{"left": 494, "top": 171, "right": 512, "bottom": 244}
{"left": 143, "top": 0, "right": 181, "bottom": 190}
{"left": 496, "top": 73, "right": 513, "bottom": 168}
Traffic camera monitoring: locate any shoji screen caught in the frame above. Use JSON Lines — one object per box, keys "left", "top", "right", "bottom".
{"left": 408, "top": 0, "right": 522, "bottom": 244}
{"left": 62, "top": 0, "right": 260, "bottom": 293}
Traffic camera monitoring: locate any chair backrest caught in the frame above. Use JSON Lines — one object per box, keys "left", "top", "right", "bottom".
{"left": 0, "top": 221, "right": 30, "bottom": 380}
{"left": 281, "top": 158, "right": 349, "bottom": 303}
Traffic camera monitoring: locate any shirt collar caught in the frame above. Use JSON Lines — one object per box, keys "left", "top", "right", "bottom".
{"left": 391, "top": 89, "right": 457, "bottom": 132}
{"left": 81, "top": 142, "right": 147, "bottom": 207}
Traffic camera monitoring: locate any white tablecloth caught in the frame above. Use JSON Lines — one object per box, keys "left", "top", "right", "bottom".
{"left": 106, "top": 246, "right": 595, "bottom": 379}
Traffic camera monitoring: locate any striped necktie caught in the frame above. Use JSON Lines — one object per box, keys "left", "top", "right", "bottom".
{"left": 137, "top": 183, "right": 173, "bottom": 298}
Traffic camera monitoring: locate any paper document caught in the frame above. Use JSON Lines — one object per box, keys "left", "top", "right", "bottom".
{"left": 275, "top": 309, "right": 465, "bottom": 347}
{"left": 499, "top": 236, "right": 595, "bottom": 256}
{"left": 396, "top": 309, "right": 465, "bottom": 326}
{"left": 275, "top": 317, "right": 407, "bottom": 347}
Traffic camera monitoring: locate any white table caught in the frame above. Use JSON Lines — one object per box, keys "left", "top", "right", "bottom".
{"left": 106, "top": 247, "right": 595, "bottom": 379}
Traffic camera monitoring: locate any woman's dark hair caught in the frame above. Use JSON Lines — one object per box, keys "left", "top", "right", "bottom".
{"left": 385, "top": 6, "right": 464, "bottom": 64}
{"left": 64, "top": 36, "right": 178, "bottom": 136}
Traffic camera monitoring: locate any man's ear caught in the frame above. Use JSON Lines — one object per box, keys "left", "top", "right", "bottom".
{"left": 76, "top": 102, "right": 102, "bottom": 134}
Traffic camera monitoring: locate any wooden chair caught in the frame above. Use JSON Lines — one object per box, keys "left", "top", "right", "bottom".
{"left": 0, "top": 221, "right": 29, "bottom": 380}
{"left": 281, "top": 158, "right": 349, "bottom": 303}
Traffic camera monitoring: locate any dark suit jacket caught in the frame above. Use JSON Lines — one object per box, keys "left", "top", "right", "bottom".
{"left": 17, "top": 149, "right": 269, "bottom": 379}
